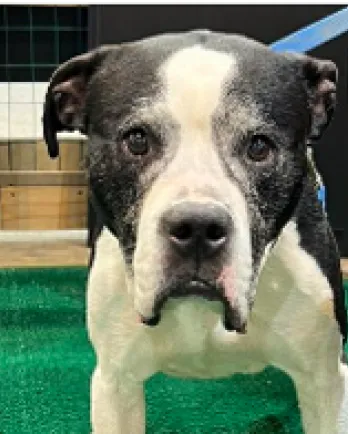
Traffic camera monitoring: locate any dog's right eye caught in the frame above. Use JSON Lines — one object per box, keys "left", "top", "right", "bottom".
{"left": 122, "top": 128, "right": 149, "bottom": 156}
{"left": 246, "top": 134, "right": 274, "bottom": 163}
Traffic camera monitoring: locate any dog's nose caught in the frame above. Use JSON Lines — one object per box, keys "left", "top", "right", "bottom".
{"left": 161, "top": 202, "right": 231, "bottom": 259}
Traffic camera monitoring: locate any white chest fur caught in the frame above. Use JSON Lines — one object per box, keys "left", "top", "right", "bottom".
{"left": 87, "top": 223, "right": 340, "bottom": 383}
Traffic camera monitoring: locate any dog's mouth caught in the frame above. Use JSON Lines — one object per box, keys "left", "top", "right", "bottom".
{"left": 140, "top": 278, "right": 246, "bottom": 333}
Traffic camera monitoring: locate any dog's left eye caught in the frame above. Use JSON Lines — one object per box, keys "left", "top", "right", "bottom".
{"left": 247, "top": 135, "right": 274, "bottom": 162}
{"left": 122, "top": 128, "right": 149, "bottom": 156}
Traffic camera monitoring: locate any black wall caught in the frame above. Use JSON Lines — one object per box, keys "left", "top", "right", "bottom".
{"left": 88, "top": 5, "right": 348, "bottom": 256}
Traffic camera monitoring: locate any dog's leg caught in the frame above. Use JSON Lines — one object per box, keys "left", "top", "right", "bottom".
{"left": 91, "top": 366, "right": 145, "bottom": 434}
{"left": 262, "top": 219, "right": 348, "bottom": 434}
{"left": 87, "top": 229, "right": 148, "bottom": 433}
{"left": 337, "top": 363, "right": 348, "bottom": 433}
{"left": 272, "top": 310, "right": 348, "bottom": 434}
{"left": 288, "top": 360, "right": 348, "bottom": 434}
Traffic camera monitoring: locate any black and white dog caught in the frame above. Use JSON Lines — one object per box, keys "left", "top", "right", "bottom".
{"left": 43, "top": 31, "right": 348, "bottom": 433}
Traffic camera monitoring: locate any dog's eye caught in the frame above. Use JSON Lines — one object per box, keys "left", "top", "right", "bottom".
{"left": 247, "top": 135, "right": 273, "bottom": 162}
{"left": 122, "top": 128, "right": 149, "bottom": 156}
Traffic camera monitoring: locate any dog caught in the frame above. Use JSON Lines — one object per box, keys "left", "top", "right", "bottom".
{"left": 43, "top": 30, "right": 348, "bottom": 433}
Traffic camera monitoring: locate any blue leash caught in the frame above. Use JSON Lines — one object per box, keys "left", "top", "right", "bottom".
{"left": 270, "top": 7, "right": 348, "bottom": 53}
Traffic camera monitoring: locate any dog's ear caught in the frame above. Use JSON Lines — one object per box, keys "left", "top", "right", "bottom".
{"left": 301, "top": 55, "right": 337, "bottom": 143}
{"left": 43, "top": 46, "right": 112, "bottom": 158}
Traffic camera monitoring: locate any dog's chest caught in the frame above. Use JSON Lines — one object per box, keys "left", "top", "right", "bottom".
{"left": 88, "top": 226, "right": 339, "bottom": 382}
{"left": 147, "top": 298, "right": 267, "bottom": 379}
{"left": 147, "top": 252, "right": 337, "bottom": 380}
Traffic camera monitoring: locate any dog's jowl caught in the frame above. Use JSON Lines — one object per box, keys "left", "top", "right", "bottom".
{"left": 43, "top": 31, "right": 348, "bottom": 433}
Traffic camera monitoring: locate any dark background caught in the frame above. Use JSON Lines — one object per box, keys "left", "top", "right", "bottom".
{"left": 88, "top": 5, "right": 348, "bottom": 256}
{"left": 0, "top": 6, "right": 87, "bottom": 81}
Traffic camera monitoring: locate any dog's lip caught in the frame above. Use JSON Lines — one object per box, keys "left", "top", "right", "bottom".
{"left": 223, "top": 303, "right": 247, "bottom": 333}
{"left": 140, "top": 278, "right": 247, "bottom": 333}
{"left": 140, "top": 312, "right": 161, "bottom": 327}
{"left": 170, "top": 278, "right": 222, "bottom": 300}
{"left": 140, "top": 278, "right": 216, "bottom": 327}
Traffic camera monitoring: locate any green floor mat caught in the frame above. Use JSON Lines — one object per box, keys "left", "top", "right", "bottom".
{"left": 0, "top": 267, "right": 347, "bottom": 434}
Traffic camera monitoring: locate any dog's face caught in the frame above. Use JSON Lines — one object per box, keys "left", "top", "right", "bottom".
{"left": 43, "top": 31, "right": 337, "bottom": 332}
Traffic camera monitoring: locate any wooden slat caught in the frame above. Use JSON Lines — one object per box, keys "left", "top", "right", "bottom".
{"left": 10, "top": 142, "right": 36, "bottom": 170}
{"left": 60, "top": 141, "right": 82, "bottom": 170}
{"left": 0, "top": 185, "right": 88, "bottom": 230}
{"left": 2, "top": 216, "right": 87, "bottom": 230}
{"left": 0, "top": 143, "right": 9, "bottom": 170}
{"left": 36, "top": 140, "right": 60, "bottom": 171}
{"left": 1, "top": 186, "right": 87, "bottom": 205}
{"left": 2, "top": 202, "right": 86, "bottom": 220}
{"left": 0, "top": 171, "right": 86, "bottom": 186}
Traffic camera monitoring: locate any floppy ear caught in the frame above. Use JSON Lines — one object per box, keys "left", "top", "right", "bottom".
{"left": 43, "top": 46, "right": 112, "bottom": 158}
{"left": 301, "top": 55, "right": 338, "bottom": 143}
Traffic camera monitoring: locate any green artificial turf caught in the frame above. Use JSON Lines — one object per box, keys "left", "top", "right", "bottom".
{"left": 0, "top": 267, "right": 347, "bottom": 434}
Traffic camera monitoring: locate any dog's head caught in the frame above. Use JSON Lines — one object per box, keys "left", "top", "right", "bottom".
{"left": 43, "top": 31, "right": 337, "bottom": 332}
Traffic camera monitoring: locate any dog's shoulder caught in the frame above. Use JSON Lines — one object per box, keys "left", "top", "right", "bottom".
{"left": 291, "top": 173, "right": 347, "bottom": 344}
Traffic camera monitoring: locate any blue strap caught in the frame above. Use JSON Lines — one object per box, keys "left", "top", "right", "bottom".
{"left": 270, "top": 7, "right": 348, "bottom": 53}
{"left": 317, "top": 186, "right": 326, "bottom": 209}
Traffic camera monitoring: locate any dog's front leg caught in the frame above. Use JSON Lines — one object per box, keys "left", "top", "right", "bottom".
{"left": 289, "top": 360, "right": 348, "bottom": 434}
{"left": 90, "top": 366, "right": 145, "bottom": 434}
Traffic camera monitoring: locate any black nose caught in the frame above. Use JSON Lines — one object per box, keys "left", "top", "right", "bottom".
{"left": 161, "top": 202, "right": 231, "bottom": 259}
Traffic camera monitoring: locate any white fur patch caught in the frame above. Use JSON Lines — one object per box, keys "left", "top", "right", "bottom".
{"left": 162, "top": 45, "right": 236, "bottom": 138}
{"left": 275, "top": 221, "right": 333, "bottom": 305}
{"left": 132, "top": 46, "right": 252, "bottom": 322}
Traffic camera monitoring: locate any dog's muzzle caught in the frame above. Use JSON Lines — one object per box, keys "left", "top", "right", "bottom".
{"left": 139, "top": 201, "right": 246, "bottom": 333}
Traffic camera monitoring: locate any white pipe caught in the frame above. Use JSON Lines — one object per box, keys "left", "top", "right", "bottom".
{"left": 0, "top": 229, "right": 88, "bottom": 243}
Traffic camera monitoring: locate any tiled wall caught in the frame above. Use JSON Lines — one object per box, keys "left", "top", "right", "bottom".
{"left": 0, "top": 81, "right": 82, "bottom": 141}
{"left": 0, "top": 82, "right": 46, "bottom": 140}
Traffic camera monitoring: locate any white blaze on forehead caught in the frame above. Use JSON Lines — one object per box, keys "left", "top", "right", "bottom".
{"left": 133, "top": 46, "right": 252, "bottom": 322}
{"left": 160, "top": 45, "right": 237, "bottom": 135}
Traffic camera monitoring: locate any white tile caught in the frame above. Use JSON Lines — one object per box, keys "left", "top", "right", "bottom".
{"left": 0, "top": 83, "right": 9, "bottom": 103}
{"left": 35, "top": 103, "right": 44, "bottom": 140}
{"left": 9, "top": 103, "right": 35, "bottom": 139}
{"left": 57, "top": 131, "right": 86, "bottom": 141}
{"left": 9, "top": 82, "right": 34, "bottom": 104}
{"left": 0, "top": 105, "right": 9, "bottom": 139}
{"left": 34, "top": 82, "right": 49, "bottom": 104}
